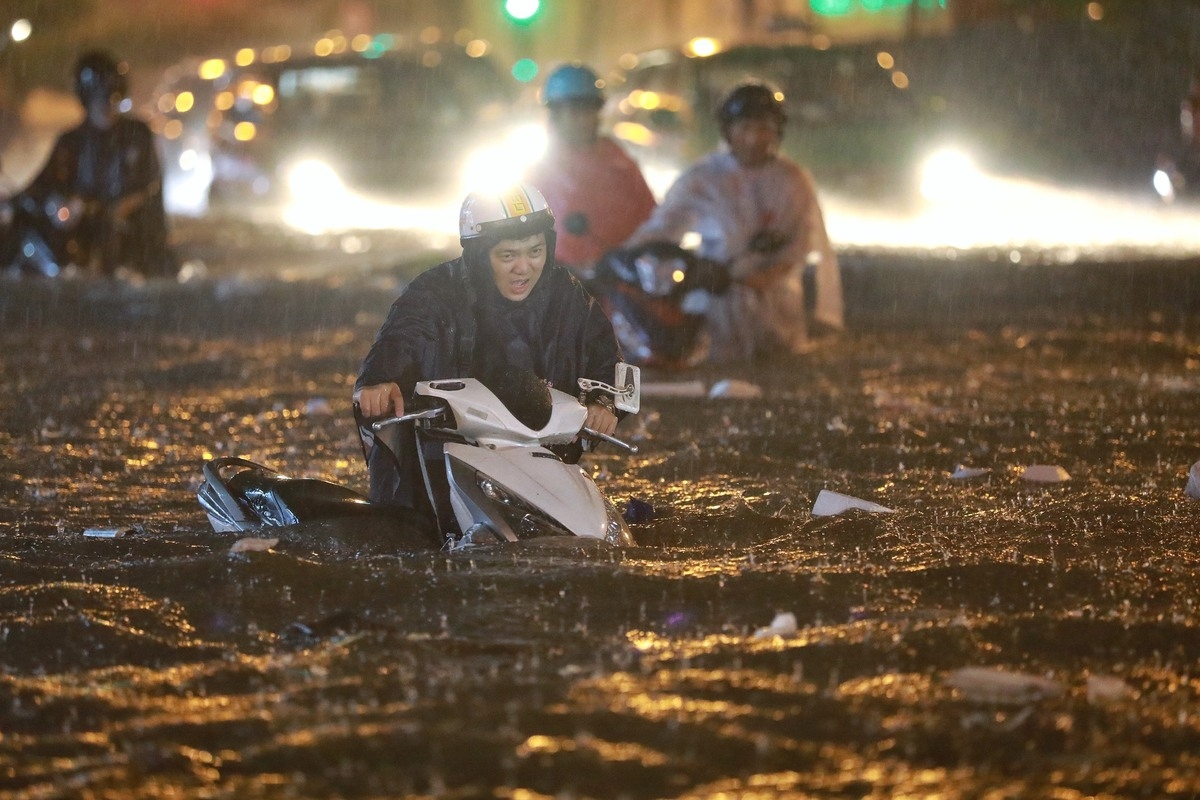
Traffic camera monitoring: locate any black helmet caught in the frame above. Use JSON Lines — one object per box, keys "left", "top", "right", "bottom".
{"left": 717, "top": 81, "right": 786, "bottom": 129}
{"left": 74, "top": 50, "right": 127, "bottom": 104}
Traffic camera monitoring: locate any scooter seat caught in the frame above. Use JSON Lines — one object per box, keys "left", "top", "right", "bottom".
{"left": 227, "top": 469, "right": 374, "bottom": 522}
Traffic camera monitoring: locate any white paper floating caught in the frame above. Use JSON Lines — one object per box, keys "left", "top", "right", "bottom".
{"left": 811, "top": 489, "right": 894, "bottom": 517}
{"left": 950, "top": 465, "right": 991, "bottom": 480}
{"left": 1021, "top": 464, "right": 1071, "bottom": 483}
{"left": 708, "top": 379, "right": 763, "bottom": 400}
{"left": 1185, "top": 461, "right": 1200, "bottom": 499}
{"left": 753, "top": 611, "right": 798, "bottom": 639}
{"left": 83, "top": 527, "right": 129, "bottom": 539}
{"left": 230, "top": 536, "right": 279, "bottom": 553}
{"left": 946, "top": 667, "right": 1063, "bottom": 705}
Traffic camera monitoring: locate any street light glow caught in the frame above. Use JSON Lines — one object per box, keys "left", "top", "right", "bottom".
{"left": 10, "top": 19, "right": 32, "bottom": 42}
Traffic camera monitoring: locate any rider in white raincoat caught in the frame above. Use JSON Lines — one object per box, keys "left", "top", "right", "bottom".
{"left": 627, "top": 81, "right": 843, "bottom": 362}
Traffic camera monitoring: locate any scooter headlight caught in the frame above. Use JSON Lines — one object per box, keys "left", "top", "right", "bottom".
{"left": 477, "top": 475, "right": 570, "bottom": 539}
{"left": 479, "top": 478, "right": 512, "bottom": 505}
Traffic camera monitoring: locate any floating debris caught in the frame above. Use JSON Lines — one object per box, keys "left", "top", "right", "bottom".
{"left": 83, "top": 527, "right": 129, "bottom": 539}
{"left": 1186, "top": 461, "right": 1200, "bottom": 499}
{"left": 950, "top": 465, "right": 991, "bottom": 480}
{"left": 946, "top": 666, "right": 1063, "bottom": 705}
{"left": 1087, "top": 674, "right": 1136, "bottom": 704}
{"left": 282, "top": 610, "right": 373, "bottom": 641}
{"left": 754, "top": 611, "right": 798, "bottom": 639}
{"left": 623, "top": 498, "right": 656, "bottom": 524}
{"left": 708, "top": 379, "right": 763, "bottom": 400}
{"left": 1021, "top": 464, "right": 1071, "bottom": 483}
{"left": 230, "top": 536, "right": 279, "bottom": 553}
{"left": 811, "top": 489, "right": 894, "bottom": 517}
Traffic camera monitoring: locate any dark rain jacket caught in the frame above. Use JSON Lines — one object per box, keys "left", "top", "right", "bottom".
{"left": 357, "top": 253, "right": 621, "bottom": 400}
{"left": 355, "top": 248, "right": 622, "bottom": 522}
{"left": 22, "top": 115, "right": 173, "bottom": 275}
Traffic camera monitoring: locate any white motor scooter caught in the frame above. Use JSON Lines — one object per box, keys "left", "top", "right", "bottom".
{"left": 198, "top": 364, "right": 642, "bottom": 549}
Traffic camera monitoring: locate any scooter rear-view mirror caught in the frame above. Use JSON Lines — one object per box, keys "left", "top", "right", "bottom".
{"left": 578, "top": 362, "right": 641, "bottom": 414}
{"left": 615, "top": 362, "right": 640, "bottom": 414}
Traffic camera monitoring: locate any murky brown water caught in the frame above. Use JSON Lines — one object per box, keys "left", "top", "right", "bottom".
{"left": 3, "top": 252, "right": 1200, "bottom": 798}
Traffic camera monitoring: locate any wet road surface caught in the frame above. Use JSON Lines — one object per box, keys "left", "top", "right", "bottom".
{"left": 2, "top": 244, "right": 1200, "bottom": 797}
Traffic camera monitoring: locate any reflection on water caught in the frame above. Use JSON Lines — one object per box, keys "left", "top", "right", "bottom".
{"left": 2, "top": 268, "right": 1200, "bottom": 796}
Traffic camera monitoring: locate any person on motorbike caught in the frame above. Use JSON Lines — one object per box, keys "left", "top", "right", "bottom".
{"left": 10, "top": 49, "right": 173, "bottom": 277}
{"left": 354, "top": 183, "right": 622, "bottom": 513}
{"left": 625, "top": 80, "right": 843, "bottom": 362}
{"left": 524, "top": 63, "right": 657, "bottom": 280}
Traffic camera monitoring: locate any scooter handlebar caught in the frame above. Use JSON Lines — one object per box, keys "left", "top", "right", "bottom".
{"left": 370, "top": 407, "right": 444, "bottom": 431}
{"left": 582, "top": 427, "right": 639, "bottom": 454}
{"left": 369, "top": 407, "right": 637, "bottom": 455}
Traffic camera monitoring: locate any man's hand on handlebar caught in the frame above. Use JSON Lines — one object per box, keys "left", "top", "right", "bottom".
{"left": 355, "top": 382, "right": 404, "bottom": 418}
{"left": 583, "top": 402, "right": 618, "bottom": 438}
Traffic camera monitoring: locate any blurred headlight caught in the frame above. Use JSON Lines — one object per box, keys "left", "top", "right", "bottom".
{"left": 919, "top": 148, "right": 982, "bottom": 203}
{"left": 286, "top": 159, "right": 345, "bottom": 202}
{"left": 460, "top": 123, "right": 547, "bottom": 195}
{"left": 1154, "top": 168, "right": 1178, "bottom": 202}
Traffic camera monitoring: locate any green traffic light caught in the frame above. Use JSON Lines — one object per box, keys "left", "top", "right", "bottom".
{"left": 504, "top": 0, "right": 541, "bottom": 22}
{"left": 810, "top": 0, "right": 944, "bottom": 14}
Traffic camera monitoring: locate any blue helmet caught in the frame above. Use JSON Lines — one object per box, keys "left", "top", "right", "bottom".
{"left": 542, "top": 64, "right": 604, "bottom": 107}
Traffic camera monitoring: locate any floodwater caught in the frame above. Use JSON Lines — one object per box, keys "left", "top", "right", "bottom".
{"left": 3, "top": 235, "right": 1200, "bottom": 798}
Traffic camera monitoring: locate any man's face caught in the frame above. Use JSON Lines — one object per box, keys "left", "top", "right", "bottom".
{"left": 488, "top": 233, "right": 548, "bottom": 301}
{"left": 548, "top": 101, "right": 601, "bottom": 148}
{"left": 726, "top": 116, "right": 781, "bottom": 167}
{"left": 84, "top": 93, "right": 119, "bottom": 129}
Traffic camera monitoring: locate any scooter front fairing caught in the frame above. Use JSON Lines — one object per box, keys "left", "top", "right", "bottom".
{"left": 442, "top": 442, "right": 632, "bottom": 546}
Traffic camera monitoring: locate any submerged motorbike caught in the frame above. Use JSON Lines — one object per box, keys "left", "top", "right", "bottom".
{"left": 560, "top": 212, "right": 730, "bottom": 369}
{"left": 1, "top": 157, "right": 90, "bottom": 278}
{"left": 590, "top": 242, "right": 731, "bottom": 368}
{"left": 198, "top": 364, "right": 642, "bottom": 550}
{"left": 2, "top": 191, "right": 121, "bottom": 277}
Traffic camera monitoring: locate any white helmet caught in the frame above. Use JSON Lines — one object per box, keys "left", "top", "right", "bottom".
{"left": 459, "top": 184, "right": 556, "bottom": 247}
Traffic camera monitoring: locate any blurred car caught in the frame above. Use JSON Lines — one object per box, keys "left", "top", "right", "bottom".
{"left": 605, "top": 41, "right": 975, "bottom": 208}
{"left": 152, "top": 38, "right": 529, "bottom": 227}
